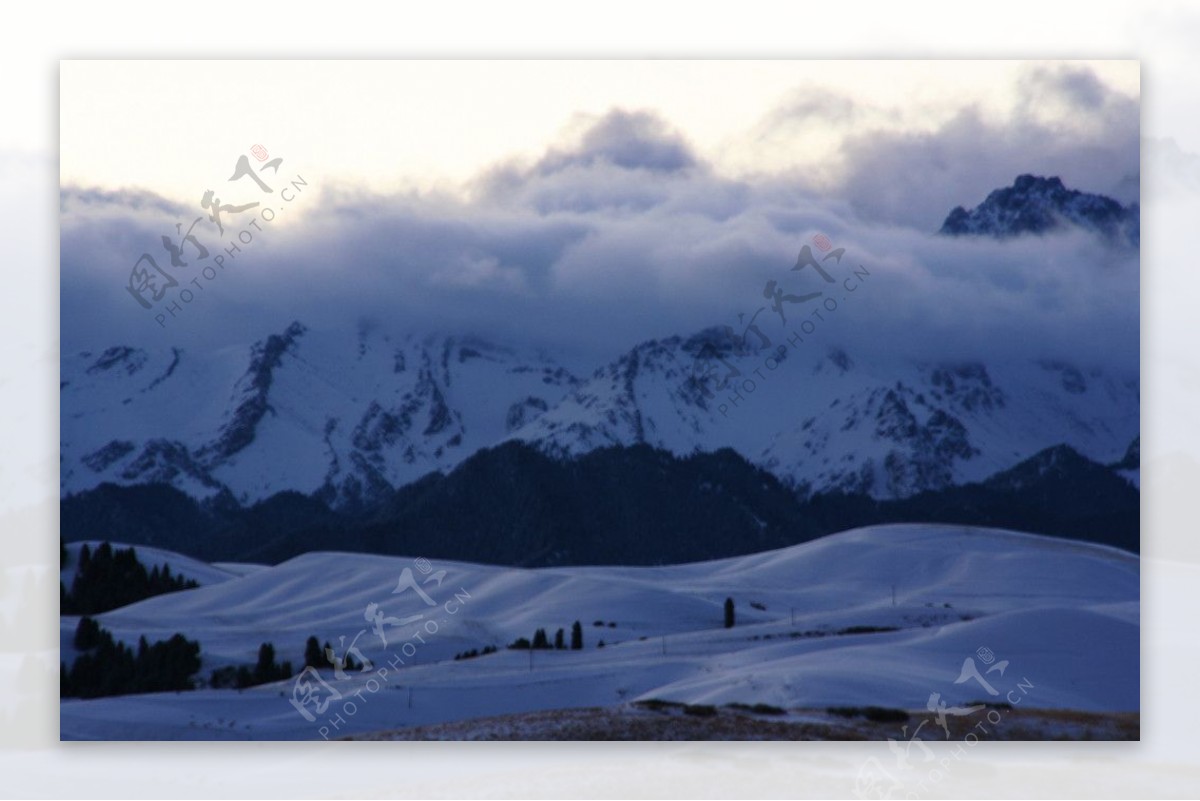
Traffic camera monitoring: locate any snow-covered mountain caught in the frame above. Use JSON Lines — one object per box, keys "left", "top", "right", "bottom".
{"left": 507, "top": 330, "right": 1138, "bottom": 499}
{"left": 939, "top": 174, "right": 1139, "bottom": 246}
{"left": 61, "top": 323, "right": 582, "bottom": 509}
{"left": 61, "top": 320, "right": 1138, "bottom": 508}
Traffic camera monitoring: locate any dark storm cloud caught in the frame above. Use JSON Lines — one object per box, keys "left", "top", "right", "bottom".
{"left": 60, "top": 68, "right": 1138, "bottom": 376}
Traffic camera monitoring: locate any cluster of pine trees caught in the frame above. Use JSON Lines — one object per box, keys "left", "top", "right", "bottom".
{"left": 302, "top": 635, "right": 365, "bottom": 672}
{"left": 508, "top": 621, "right": 585, "bottom": 650}
{"left": 209, "top": 643, "right": 293, "bottom": 689}
{"left": 210, "top": 635, "right": 373, "bottom": 690}
{"left": 453, "top": 645, "right": 498, "bottom": 661}
{"left": 61, "top": 617, "right": 201, "bottom": 698}
{"left": 61, "top": 542, "right": 199, "bottom": 615}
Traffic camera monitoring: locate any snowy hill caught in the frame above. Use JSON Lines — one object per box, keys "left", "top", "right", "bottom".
{"left": 59, "top": 524, "right": 1138, "bottom": 740}
{"left": 60, "top": 540, "right": 254, "bottom": 590}
{"left": 939, "top": 174, "right": 1139, "bottom": 246}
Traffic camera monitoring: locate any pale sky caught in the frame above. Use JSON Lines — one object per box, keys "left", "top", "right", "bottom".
{"left": 60, "top": 60, "right": 1138, "bottom": 201}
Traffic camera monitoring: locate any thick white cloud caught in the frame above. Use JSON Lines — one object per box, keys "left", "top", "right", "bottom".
{"left": 60, "top": 66, "right": 1138, "bottom": 376}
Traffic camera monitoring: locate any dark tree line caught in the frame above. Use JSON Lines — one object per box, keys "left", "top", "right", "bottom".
{"left": 61, "top": 440, "right": 1142, "bottom": 566}
{"left": 61, "top": 617, "right": 201, "bottom": 698}
{"left": 209, "top": 642, "right": 293, "bottom": 690}
{"left": 61, "top": 542, "right": 199, "bottom": 615}
{"left": 509, "top": 621, "right": 585, "bottom": 651}
{"left": 454, "top": 645, "right": 498, "bottom": 661}
{"left": 301, "top": 635, "right": 362, "bottom": 672}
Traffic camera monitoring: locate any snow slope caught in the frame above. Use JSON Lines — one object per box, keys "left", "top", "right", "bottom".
{"left": 59, "top": 525, "right": 1139, "bottom": 740}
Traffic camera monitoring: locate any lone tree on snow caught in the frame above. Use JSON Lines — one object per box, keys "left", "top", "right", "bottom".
{"left": 724, "top": 597, "right": 735, "bottom": 629}
{"left": 571, "top": 620, "right": 583, "bottom": 650}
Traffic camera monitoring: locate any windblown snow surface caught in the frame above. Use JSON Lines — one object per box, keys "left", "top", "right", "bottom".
{"left": 59, "top": 524, "right": 1138, "bottom": 740}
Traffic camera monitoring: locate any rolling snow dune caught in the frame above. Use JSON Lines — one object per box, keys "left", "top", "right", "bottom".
{"left": 59, "top": 524, "right": 1138, "bottom": 740}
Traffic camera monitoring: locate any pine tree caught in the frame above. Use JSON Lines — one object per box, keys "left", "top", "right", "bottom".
{"left": 532, "top": 628, "right": 549, "bottom": 649}
{"left": 571, "top": 620, "right": 583, "bottom": 650}
{"left": 724, "top": 597, "right": 735, "bottom": 629}
{"left": 73, "top": 616, "right": 101, "bottom": 650}
{"left": 304, "top": 636, "right": 326, "bottom": 669}
{"left": 254, "top": 642, "right": 277, "bottom": 684}
{"left": 554, "top": 628, "right": 565, "bottom": 650}
{"left": 568, "top": 618, "right": 583, "bottom": 652}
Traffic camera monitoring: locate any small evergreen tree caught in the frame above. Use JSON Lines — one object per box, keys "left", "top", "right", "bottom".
{"left": 554, "top": 628, "right": 565, "bottom": 650}
{"left": 532, "top": 628, "right": 550, "bottom": 649}
{"left": 304, "top": 636, "right": 326, "bottom": 669}
{"left": 724, "top": 597, "right": 735, "bottom": 629}
{"left": 73, "top": 616, "right": 101, "bottom": 650}
{"left": 253, "top": 642, "right": 277, "bottom": 684}
{"left": 571, "top": 620, "right": 583, "bottom": 650}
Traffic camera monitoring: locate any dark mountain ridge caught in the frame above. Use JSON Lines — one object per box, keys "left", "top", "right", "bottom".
{"left": 61, "top": 440, "right": 1139, "bottom": 566}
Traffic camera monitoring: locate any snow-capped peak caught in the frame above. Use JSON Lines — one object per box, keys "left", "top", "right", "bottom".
{"left": 939, "top": 174, "right": 1139, "bottom": 246}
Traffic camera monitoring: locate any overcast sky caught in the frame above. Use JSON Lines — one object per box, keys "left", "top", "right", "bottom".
{"left": 60, "top": 60, "right": 1139, "bottom": 370}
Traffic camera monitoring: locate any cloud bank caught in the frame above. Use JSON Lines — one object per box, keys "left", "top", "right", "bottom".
{"left": 61, "top": 65, "right": 1139, "bottom": 375}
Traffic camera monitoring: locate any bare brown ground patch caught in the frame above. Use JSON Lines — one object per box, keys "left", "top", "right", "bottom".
{"left": 347, "top": 704, "right": 1139, "bottom": 741}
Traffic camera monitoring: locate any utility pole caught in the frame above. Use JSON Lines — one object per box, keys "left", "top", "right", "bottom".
{"left": 407, "top": 687, "right": 413, "bottom": 709}
{"left": 790, "top": 607, "right": 795, "bottom": 626}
